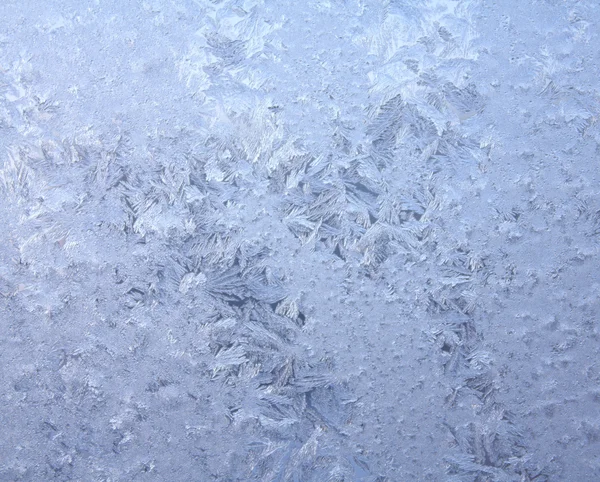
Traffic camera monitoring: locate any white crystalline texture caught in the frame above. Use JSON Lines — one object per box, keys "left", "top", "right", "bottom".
{"left": 0, "top": 0, "right": 599, "bottom": 481}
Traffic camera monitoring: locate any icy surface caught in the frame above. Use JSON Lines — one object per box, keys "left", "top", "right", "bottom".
{"left": 0, "top": 0, "right": 599, "bottom": 480}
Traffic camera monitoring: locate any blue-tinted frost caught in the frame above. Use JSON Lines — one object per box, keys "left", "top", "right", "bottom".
{"left": 0, "top": 0, "right": 599, "bottom": 480}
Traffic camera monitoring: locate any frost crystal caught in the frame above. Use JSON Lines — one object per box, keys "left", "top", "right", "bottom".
{"left": 0, "top": 0, "right": 599, "bottom": 480}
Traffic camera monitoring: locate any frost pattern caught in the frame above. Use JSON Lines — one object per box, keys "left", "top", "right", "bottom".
{"left": 1, "top": 0, "right": 599, "bottom": 481}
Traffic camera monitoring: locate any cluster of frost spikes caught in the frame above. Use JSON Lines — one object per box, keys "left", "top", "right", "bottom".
{"left": 0, "top": 116, "right": 391, "bottom": 479}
